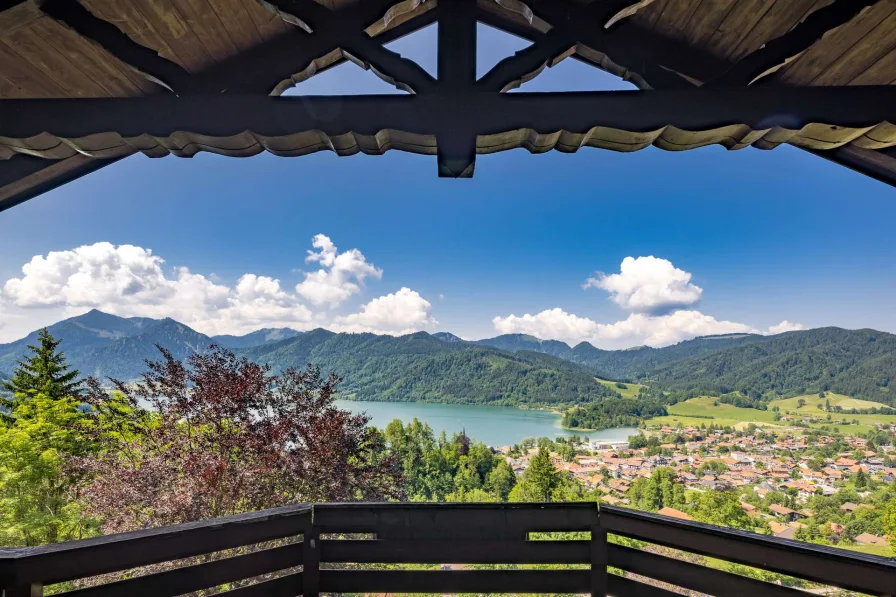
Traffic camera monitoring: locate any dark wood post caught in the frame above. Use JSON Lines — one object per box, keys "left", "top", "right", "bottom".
{"left": 436, "top": 0, "right": 478, "bottom": 178}
{"left": 591, "top": 521, "right": 608, "bottom": 597}
{"left": 302, "top": 525, "right": 320, "bottom": 597}
{"left": 2, "top": 584, "right": 43, "bottom": 597}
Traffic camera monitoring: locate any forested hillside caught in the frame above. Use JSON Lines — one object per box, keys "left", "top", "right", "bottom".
{"left": 243, "top": 331, "right": 620, "bottom": 406}
{"left": 2, "top": 311, "right": 894, "bottom": 406}
{"left": 649, "top": 328, "right": 895, "bottom": 403}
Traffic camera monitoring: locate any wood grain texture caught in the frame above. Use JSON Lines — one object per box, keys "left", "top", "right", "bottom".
{"left": 727, "top": 0, "right": 818, "bottom": 62}
{"left": 168, "top": 0, "right": 239, "bottom": 62}
{"left": 243, "top": 0, "right": 289, "bottom": 37}
{"left": 41, "top": 0, "right": 196, "bottom": 93}
{"left": 208, "top": 0, "right": 264, "bottom": 52}
{"left": 851, "top": 44, "right": 896, "bottom": 85}
{"left": 29, "top": 18, "right": 142, "bottom": 97}
{"left": 704, "top": 0, "right": 776, "bottom": 59}
{"left": 681, "top": 0, "right": 735, "bottom": 48}
{"left": 633, "top": 0, "right": 670, "bottom": 29}
{"left": 651, "top": 0, "right": 702, "bottom": 39}
{"left": 0, "top": 39, "right": 68, "bottom": 97}
{"left": 777, "top": 0, "right": 896, "bottom": 85}
{"left": 126, "top": 0, "right": 212, "bottom": 70}
{"left": 81, "top": 0, "right": 190, "bottom": 70}
{"left": 709, "top": 0, "right": 881, "bottom": 86}
{"left": 0, "top": 0, "right": 40, "bottom": 36}
{"left": 810, "top": 7, "right": 896, "bottom": 85}
{"left": 5, "top": 26, "right": 109, "bottom": 96}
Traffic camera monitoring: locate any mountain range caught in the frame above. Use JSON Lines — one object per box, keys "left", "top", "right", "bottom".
{"left": 1, "top": 310, "right": 893, "bottom": 405}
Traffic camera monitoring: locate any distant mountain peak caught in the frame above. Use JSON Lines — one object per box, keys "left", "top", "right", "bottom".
{"left": 433, "top": 332, "right": 465, "bottom": 343}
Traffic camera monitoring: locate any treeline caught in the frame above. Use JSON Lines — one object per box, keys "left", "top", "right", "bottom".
{"left": 243, "top": 331, "right": 621, "bottom": 407}
{"left": 0, "top": 330, "right": 605, "bottom": 549}
{"left": 561, "top": 399, "right": 667, "bottom": 430}
{"left": 647, "top": 328, "right": 895, "bottom": 404}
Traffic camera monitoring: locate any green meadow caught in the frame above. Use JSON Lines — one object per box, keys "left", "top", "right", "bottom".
{"left": 597, "top": 377, "right": 645, "bottom": 399}
{"left": 645, "top": 395, "right": 896, "bottom": 434}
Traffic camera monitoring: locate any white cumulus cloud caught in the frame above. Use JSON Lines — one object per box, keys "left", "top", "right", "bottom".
{"left": 768, "top": 320, "right": 805, "bottom": 334}
{"left": 493, "top": 308, "right": 757, "bottom": 349}
{"left": 492, "top": 308, "right": 599, "bottom": 345}
{"left": 584, "top": 256, "right": 702, "bottom": 314}
{"left": 1, "top": 242, "right": 314, "bottom": 337}
{"left": 332, "top": 287, "right": 437, "bottom": 336}
{"left": 296, "top": 234, "right": 382, "bottom": 307}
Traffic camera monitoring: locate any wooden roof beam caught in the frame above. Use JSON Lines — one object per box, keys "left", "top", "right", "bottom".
{"left": 708, "top": 0, "right": 882, "bottom": 87}
{"left": 40, "top": 0, "right": 195, "bottom": 94}
{"left": 437, "top": 0, "right": 477, "bottom": 177}
{"left": 0, "top": 0, "right": 439, "bottom": 211}
{"left": 475, "top": 8, "right": 652, "bottom": 90}
{"left": 1, "top": 87, "right": 893, "bottom": 150}
{"left": 258, "top": 0, "right": 436, "bottom": 94}
{"left": 517, "top": 0, "right": 730, "bottom": 88}
{"left": 477, "top": 28, "right": 575, "bottom": 92}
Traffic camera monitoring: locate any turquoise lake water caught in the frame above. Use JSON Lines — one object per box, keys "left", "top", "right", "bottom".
{"left": 335, "top": 400, "right": 637, "bottom": 447}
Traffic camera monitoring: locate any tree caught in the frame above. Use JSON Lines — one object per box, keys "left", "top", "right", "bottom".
{"left": 75, "top": 346, "right": 401, "bottom": 533}
{"left": 2, "top": 329, "right": 82, "bottom": 402}
{"left": 485, "top": 460, "right": 517, "bottom": 500}
{"left": 884, "top": 500, "right": 896, "bottom": 552}
{"left": 0, "top": 392, "right": 95, "bottom": 546}
{"left": 628, "top": 468, "right": 684, "bottom": 512}
{"left": 854, "top": 469, "right": 868, "bottom": 490}
{"left": 519, "top": 448, "right": 560, "bottom": 502}
{"left": 797, "top": 398, "right": 806, "bottom": 409}
{"left": 692, "top": 491, "right": 754, "bottom": 531}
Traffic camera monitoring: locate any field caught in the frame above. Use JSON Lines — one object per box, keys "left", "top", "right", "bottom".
{"left": 596, "top": 378, "right": 644, "bottom": 399}
{"left": 646, "top": 395, "right": 896, "bottom": 434}
{"left": 770, "top": 393, "right": 889, "bottom": 413}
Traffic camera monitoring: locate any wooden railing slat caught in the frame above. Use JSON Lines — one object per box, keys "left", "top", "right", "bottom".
{"left": 320, "top": 539, "right": 590, "bottom": 564}
{"left": 212, "top": 572, "right": 301, "bottom": 597}
{"left": 600, "top": 505, "right": 896, "bottom": 595}
{"left": 60, "top": 543, "right": 301, "bottom": 597}
{"left": 320, "top": 569, "right": 591, "bottom": 593}
{"left": 314, "top": 502, "right": 598, "bottom": 537}
{"left": 609, "top": 543, "right": 805, "bottom": 597}
{"left": 6, "top": 505, "right": 310, "bottom": 586}
{"left": 608, "top": 574, "right": 680, "bottom": 597}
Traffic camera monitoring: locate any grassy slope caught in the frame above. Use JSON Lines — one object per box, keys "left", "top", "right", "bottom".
{"left": 771, "top": 393, "right": 889, "bottom": 412}
{"left": 646, "top": 395, "right": 896, "bottom": 434}
{"left": 595, "top": 377, "right": 645, "bottom": 399}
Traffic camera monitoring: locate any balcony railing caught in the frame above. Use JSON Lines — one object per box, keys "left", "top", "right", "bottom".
{"left": 0, "top": 503, "right": 894, "bottom": 597}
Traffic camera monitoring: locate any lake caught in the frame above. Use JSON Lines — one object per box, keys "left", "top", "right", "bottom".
{"left": 335, "top": 400, "right": 637, "bottom": 447}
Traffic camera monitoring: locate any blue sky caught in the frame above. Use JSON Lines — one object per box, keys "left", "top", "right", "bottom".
{"left": 1, "top": 24, "right": 894, "bottom": 346}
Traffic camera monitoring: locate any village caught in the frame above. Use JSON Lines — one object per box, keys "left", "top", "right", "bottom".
{"left": 501, "top": 421, "right": 896, "bottom": 552}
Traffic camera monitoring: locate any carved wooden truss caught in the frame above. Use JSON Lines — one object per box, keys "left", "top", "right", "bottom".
{"left": 0, "top": 0, "right": 895, "bottom": 211}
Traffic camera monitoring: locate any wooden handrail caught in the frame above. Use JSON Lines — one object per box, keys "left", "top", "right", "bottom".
{"left": 1, "top": 502, "right": 894, "bottom": 597}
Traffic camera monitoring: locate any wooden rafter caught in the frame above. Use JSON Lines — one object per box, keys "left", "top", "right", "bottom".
{"left": 709, "top": 0, "right": 882, "bottom": 87}
{"left": 477, "top": 27, "right": 575, "bottom": 93}
{"left": 0, "top": 0, "right": 440, "bottom": 211}
{"left": 40, "top": 0, "right": 194, "bottom": 94}
{"left": 1, "top": 87, "right": 893, "bottom": 157}
{"left": 258, "top": 0, "right": 436, "bottom": 94}
{"left": 437, "top": 0, "right": 477, "bottom": 177}
{"left": 519, "top": 0, "right": 730, "bottom": 88}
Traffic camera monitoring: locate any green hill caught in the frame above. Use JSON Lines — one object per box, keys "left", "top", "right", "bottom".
{"left": 243, "top": 331, "right": 620, "bottom": 407}
{"left": 647, "top": 328, "right": 895, "bottom": 403}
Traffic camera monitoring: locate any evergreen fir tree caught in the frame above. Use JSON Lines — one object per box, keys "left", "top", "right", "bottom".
{"left": 525, "top": 448, "right": 560, "bottom": 502}
{"left": 2, "top": 329, "right": 82, "bottom": 400}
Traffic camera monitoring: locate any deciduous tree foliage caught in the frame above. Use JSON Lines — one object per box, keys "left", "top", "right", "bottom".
{"left": 75, "top": 346, "right": 401, "bottom": 533}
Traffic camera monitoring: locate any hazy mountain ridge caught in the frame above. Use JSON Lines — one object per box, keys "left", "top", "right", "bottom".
{"left": 212, "top": 328, "right": 303, "bottom": 349}
{"left": 1, "top": 312, "right": 893, "bottom": 404}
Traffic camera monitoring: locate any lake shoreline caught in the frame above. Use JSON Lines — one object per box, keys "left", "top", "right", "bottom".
{"left": 335, "top": 399, "right": 637, "bottom": 446}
